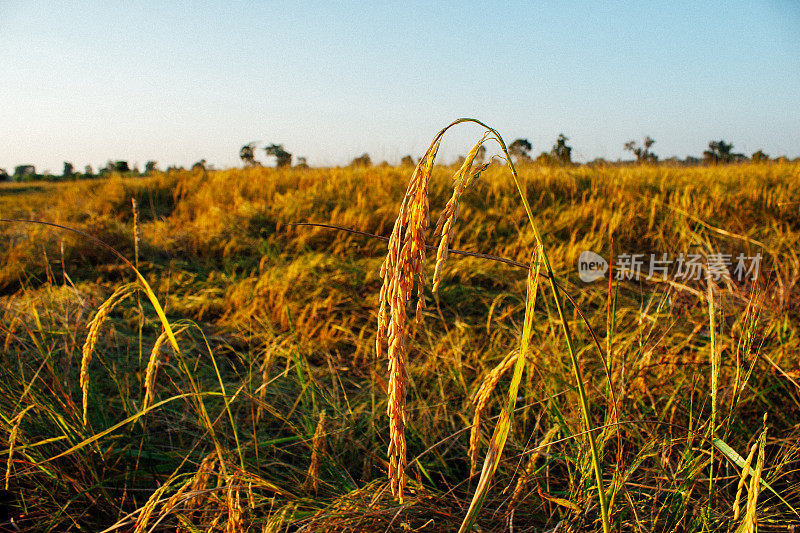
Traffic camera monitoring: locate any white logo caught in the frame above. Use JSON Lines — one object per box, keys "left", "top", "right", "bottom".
{"left": 578, "top": 251, "right": 608, "bottom": 282}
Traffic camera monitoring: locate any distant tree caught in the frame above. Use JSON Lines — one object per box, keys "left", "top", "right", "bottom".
{"left": 295, "top": 157, "right": 309, "bottom": 169}
{"left": 0, "top": 168, "right": 9, "bottom": 181}
{"left": 452, "top": 155, "right": 466, "bottom": 167}
{"left": 62, "top": 161, "right": 74, "bottom": 178}
{"left": 509, "top": 138, "right": 532, "bottom": 163}
{"left": 13, "top": 165, "right": 36, "bottom": 181}
{"left": 264, "top": 144, "right": 292, "bottom": 168}
{"left": 240, "top": 142, "right": 260, "bottom": 167}
{"left": 109, "top": 161, "right": 130, "bottom": 173}
{"left": 703, "top": 140, "right": 745, "bottom": 164}
{"left": 350, "top": 153, "right": 372, "bottom": 167}
{"left": 145, "top": 161, "right": 159, "bottom": 173}
{"left": 551, "top": 134, "right": 573, "bottom": 164}
{"left": 624, "top": 136, "right": 658, "bottom": 162}
{"left": 84, "top": 165, "right": 94, "bottom": 177}
{"left": 400, "top": 155, "right": 415, "bottom": 167}
{"left": 191, "top": 159, "right": 207, "bottom": 171}
{"left": 751, "top": 150, "right": 769, "bottom": 163}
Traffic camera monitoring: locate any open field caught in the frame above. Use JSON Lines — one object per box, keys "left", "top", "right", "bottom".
{"left": 1, "top": 158, "right": 799, "bottom": 531}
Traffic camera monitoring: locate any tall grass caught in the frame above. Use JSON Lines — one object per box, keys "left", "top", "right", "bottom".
{"left": 0, "top": 147, "right": 798, "bottom": 530}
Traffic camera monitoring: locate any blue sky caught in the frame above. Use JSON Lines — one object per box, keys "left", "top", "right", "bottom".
{"left": 1, "top": 0, "right": 798, "bottom": 171}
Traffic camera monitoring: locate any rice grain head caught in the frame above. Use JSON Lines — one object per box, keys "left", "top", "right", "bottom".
{"left": 509, "top": 426, "right": 559, "bottom": 509}
{"left": 377, "top": 137, "right": 443, "bottom": 501}
{"left": 134, "top": 481, "right": 171, "bottom": 533}
{"left": 161, "top": 477, "right": 192, "bottom": 516}
{"left": 469, "top": 350, "right": 519, "bottom": 476}
{"left": 376, "top": 124, "right": 499, "bottom": 500}
{"left": 143, "top": 328, "right": 171, "bottom": 411}
{"left": 131, "top": 197, "right": 140, "bottom": 268}
{"left": 733, "top": 440, "right": 758, "bottom": 521}
{"left": 80, "top": 283, "right": 137, "bottom": 425}
{"left": 4, "top": 405, "right": 34, "bottom": 490}
{"left": 305, "top": 411, "right": 327, "bottom": 493}
{"left": 226, "top": 475, "right": 244, "bottom": 533}
{"left": 741, "top": 415, "right": 768, "bottom": 533}
{"left": 432, "top": 135, "right": 491, "bottom": 292}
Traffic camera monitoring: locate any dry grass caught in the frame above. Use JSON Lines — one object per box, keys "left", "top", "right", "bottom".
{"left": 0, "top": 154, "right": 799, "bottom": 531}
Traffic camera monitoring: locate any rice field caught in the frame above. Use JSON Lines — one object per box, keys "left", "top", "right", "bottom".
{"left": 1, "top": 126, "right": 799, "bottom": 531}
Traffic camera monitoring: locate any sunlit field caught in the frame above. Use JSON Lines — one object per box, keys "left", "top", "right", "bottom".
{"left": 1, "top": 148, "right": 799, "bottom": 530}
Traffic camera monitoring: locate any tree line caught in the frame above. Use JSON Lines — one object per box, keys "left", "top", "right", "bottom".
{"left": 0, "top": 159, "right": 210, "bottom": 183}
{"left": 0, "top": 137, "right": 789, "bottom": 183}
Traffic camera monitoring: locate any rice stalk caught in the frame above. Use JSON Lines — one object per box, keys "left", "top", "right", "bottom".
{"left": 376, "top": 133, "right": 443, "bottom": 500}
{"left": 143, "top": 328, "right": 171, "bottom": 411}
{"left": 458, "top": 244, "right": 541, "bottom": 533}
{"left": 486, "top": 118, "right": 613, "bottom": 533}
{"left": 4, "top": 405, "right": 34, "bottom": 490}
{"left": 733, "top": 441, "right": 757, "bottom": 521}
{"left": 738, "top": 415, "right": 768, "bottom": 533}
{"left": 509, "top": 425, "right": 560, "bottom": 509}
{"left": 305, "top": 410, "right": 327, "bottom": 492}
{"left": 468, "top": 349, "right": 519, "bottom": 476}
{"left": 707, "top": 278, "right": 720, "bottom": 498}
{"left": 80, "top": 283, "right": 137, "bottom": 425}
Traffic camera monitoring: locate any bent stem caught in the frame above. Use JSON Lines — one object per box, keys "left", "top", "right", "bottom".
{"left": 435, "top": 119, "right": 610, "bottom": 533}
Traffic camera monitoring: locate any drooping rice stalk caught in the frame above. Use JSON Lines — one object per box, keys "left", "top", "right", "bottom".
{"left": 305, "top": 410, "right": 327, "bottom": 492}
{"left": 740, "top": 416, "right": 768, "bottom": 533}
{"left": 4, "top": 405, "right": 34, "bottom": 490}
{"left": 468, "top": 349, "right": 518, "bottom": 476}
{"left": 733, "top": 440, "right": 757, "bottom": 521}
{"left": 378, "top": 118, "right": 610, "bottom": 533}
{"left": 81, "top": 283, "right": 137, "bottom": 425}
{"left": 509, "top": 425, "right": 560, "bottom": 509}
{"left": 143, "top": 328, "right": 171, "bottom": 411}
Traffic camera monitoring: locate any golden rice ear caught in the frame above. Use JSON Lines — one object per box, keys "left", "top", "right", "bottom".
{"left": 432, "top": 136, "right": 491, "bottom": 293}
{"left": 377, "top": 135, "right": 445, "bottom": 501}
{"left": 509, "top": 426, "right": 560, "bottom": 509}
{"left": 80, "top": 283, "right": 137, "bottom": 425}
{"left": 469, "top": 350, "right": 519, "bottom": 476}
{"left": 741, "top": 415, "right": 768, "bottom": 533}
{"left": 143, "top": 325, "right": 188, "bottom": 412}
{"left": 305, "top": 411, "right": 327, "bottom": 493}
{"left": 733, "top": 440, "right": 757, "bottom": 521}
{"left": 376, "top": 122, "right": 506, "bottom": 502}
{"left": 143, "top": 329, "right": 170, "bottom": 411}
{"left": 5, "top": 405, "right": 34, "bottom": 490}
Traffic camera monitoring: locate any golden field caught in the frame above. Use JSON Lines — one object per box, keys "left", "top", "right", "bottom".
{"left": 1, "top": 157, "right": 799, "bottom": 531}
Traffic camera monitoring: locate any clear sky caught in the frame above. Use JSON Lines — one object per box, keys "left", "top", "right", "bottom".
{"left": 1, "top": 0, "right": 798, "bottom": 172}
